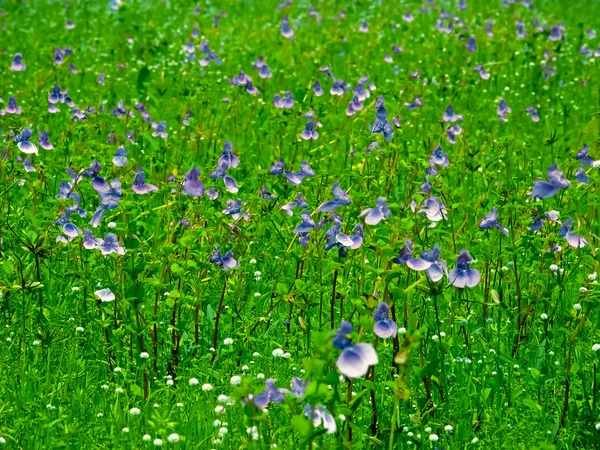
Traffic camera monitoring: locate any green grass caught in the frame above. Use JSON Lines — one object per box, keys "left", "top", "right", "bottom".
{"left": 1, "top": 0, "right": 600, "bottom": 448}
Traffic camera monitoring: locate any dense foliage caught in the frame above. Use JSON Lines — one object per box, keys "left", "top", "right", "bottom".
{"left": 1, "top": 0, "right": 600, "bottom": 448}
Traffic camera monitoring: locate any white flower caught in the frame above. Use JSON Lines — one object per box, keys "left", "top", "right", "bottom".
{"left": 250, "top": 259, "right": 257, "bottom": 264}
{"left": 140, "top": 352, "right": 149, "bottom": 359}
{"left": 202, "top": 383, "right": 213, "bottom": 391}
{"left": 143, "top": 434, "right": 151, "bottom": 441}
{"left": 122, "top": 427, "right": 129, "bottom": 433}
{"left": 33, "top": 340, "right": 40, "bottom": 345}
{"left": 108, "top": 222, "right": 117, "bottom": 229}
{"left": 101, "top": 384, "right": 108, "bottom": 389}
{"left": 115, "top": 387, "right": 124, "bottom": 393}
{"left": 167, "top": 433, "right": 180, "bottom": 443}
{"left": 214, "top": 406, "right": 225, "bottom": 414}
{"left": 580, "top": 287, "right": 588, "bottom": 293}
{"left": 153, "top": 438, "right": 163, "bottom": 446}
{"left": 431, "top": 335, "right": 439, "bottom": 341}
{"left": 573, "top": 303, "right": 582, "bottom": 311}
{"left": 593, "top": 160, "right": 600, "bottom": 168}
{"left": 429, "top": 434, "right": 439, "bottom": 442}
{"left": 540, "top": 313, "right": 548, "bottom": 320}
{"left": 213, "top": 420, "right": 221, "bottom": 427}
{"left": 219, "top": 427, "right": 228, "bottom": 437}
{"left": 97, "top": 413, "right": 103, "bottom": 417}
{"left": 176, "top": 403, "right": 183, "bottom": 408}
{"left": 444, "top": 425, "right": 453, "bottom": 431}
{"left": 166, "top": 379, "right": 174, "bottom": 386}
{"left": 223, "top": 338, "right": 233, "bottom": 345}
{"left": 589, "top": 272, "right": 598, "bottom": 281}
{"left": 241, "top": 365, "right": 249, "bottom": 371}
{"left": 272, "top": 348, "right": 284, "bottom": 357}
{"left": 252, "top": 352, "right": 260, "bottom": 357}
{"left": 129, "top": 407, "right": 141, "bottom": 415}
{"left": 425, "top": 427, "right": 431, "bottom": 433}
{"left": 257, "top": 373, "right": 265, "bottom": 380}
{"left": 230, "top": 375, "right": 242, "bottom": 385}
{"left": 75, "top": 327, "right": 84, "bottom": 332}
{"left": 472, "top": 437, "right": 479, "bottom": 443}
{"left": 189, "top": 378, "right": 199, "bottom": 386}
{"left": 549, "top": 264, "right": 558, "bottom": 272}
{"left": 399, "top": 327, "right": 407, "bottom": 334}
{"left": 71, "top": 286, "right": 79, "bottom": 291}
{"left": 114, "top": 367, "right": 122, "bottom": 373}
{"left": 592, "top": 343, "right": 600, "bottom": 352}
{"left": 596, "top": 423, "right": 600, "bottom": 430}
{"left": 283, "top": 352, "right": 291, "bottom": 358}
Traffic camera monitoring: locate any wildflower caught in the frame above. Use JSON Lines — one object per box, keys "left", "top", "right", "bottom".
{"left": 130, "top": 408, "right": 141, "bottom": 415}
{"left": 253, "top": 379, "right": 287, "bottom": 408}
{"left": 223, "top": 338, "right": 233, "bottom": 345}
{"left": 479, "top": 207, "right": 509, "bottom": 236}
{"left": 153, "top": 438, "right": 163, "bottom": 446}
{"left": 209, "top": 246, "right": 239, "bottom": 270}
{"left": 140, "top": 352, "right": 149, "bottom": 359}
{"left": 189, "top": 378, "right": 199, "bottom": 386}
{"left": 304, "top": 405, "right": 337, "bottom": 434}
{"left": 373, "top": 303, "right": 398, "bottom": 338}
{"left": 360, "top": 198, "right": 391, "bottom": 225}
{"left": 230, "top": 376, "right": 242, "bottom": 385}
{"left": 592, "top": 344, "right": 600, "bottom": 352}
{"left": 405, "top": 244, "right": 448, "bottom": 282}
{"left": 333, "top": 321, "right": 378, "bottom": 378}
{"left": 531, "top": 163, "right": 570, "bottom": 199}
{"left": 449, "top": 250, "right": 481, "bottom": 288}
{"left": 94, "top": 288, "right": 115, "bottom": 302}
{"left": 167, "top": 434, "right": 179, "bottom": 443}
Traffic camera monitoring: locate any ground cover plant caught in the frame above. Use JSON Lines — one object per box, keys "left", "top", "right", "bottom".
{"left": 1, "top": 0, "right": 600, "bottom": 448}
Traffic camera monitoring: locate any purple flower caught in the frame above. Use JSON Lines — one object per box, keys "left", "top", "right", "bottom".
{"left": 301, "top": 122, "right": 319, "bottom": 140}
{"left": 131, "top": 166, "right": 158, "bottom": 194}
{"left": 525, "top": 106, "right": 540, "bottom": 122}
{"left": 313, "top": 80, "right": 324, "bottom": 97}
{"left": 417, "top": 196, "right": 447, "bottom": 222}
{"left": 575, "top": 144, "right": 593, "bottom": 167}
{"left": 113, "top": 146, "right": 128, "bottom": 167}
{"left": 281, "top": 193, "right": 308, "bottom": 216}
{"left": 99, "top": 233, "right": 125, "bottom": 255}
{"left": 369, "top": 96, "right": 394, "bottom": 142}
{"left": 182, "top": 166, "right": 204, "bottom": 197}
{"left": 430, "top": 145, "right": 449, "bottom": 167}
{"left": 442, "top": 105, "right": 463, "bottom": 123}
{"left": 281, "top": 16, "right": 294, "bottom": 38}
{"left": 497, "top": 99, "right": 512, "bottom": 122}
{"left": 38, "top": 131, "right": 54, "bottom": 150}
{"left": 82, "top": 229, "right": 102, "bottom": 249}
{"left": 405, "top": 96, "right": 422, "bottom": 110}
{"left": 406, "top": 244, "right": 447, "bottom": 282}
{"left": 558, "top": 218, "right": 588, "bottom": 249}
{"left": 333, "top": 321, "right": 378, "bottom": 378}
{"left": 290, "top": 377, "right": 308, "bottom": 397}
{"left": 209, "top": 246, "right": 239, "bottom": 270}
{"left": 393, "top": 239, "right": 413, "bottom": 265}
{"left": 294, "top": 211, "right": 315, "bottom": 234}
{"left": 304, "top": 405, "right": 336, "bottom": 434}
{"left": 222, "top": 199, "right": 249, "bottom": 221}
{"left": 473, "top": 63, "right": 490, "bottom": 80}
{"left": 373, "top": 303, "right": 397, "bottom": 338}
{"left": 16, "top": 128, "right": 37, "bottom": 155}
{"left": 575, "top": 165, "right": 589, "bottom": 184}
{"left": 22, "top": 158, "right": 36, "bottom": 172}
{"left": 11, "top": 53, "right": 26, "bottom": 72}
{"left": 273, "top": 92, "right": 294, "bottom": 109}
{"left": 151, "top": 120, "right": 168, "bottom": 139}
{"left": 529, "top": 210, "right": 560, "bottom": 231}
{"left": 360, "top": 197, "right": 391, "bottom": 225}
{"left": 466, "top": 35, "right": 476, "bottom": 52}
{"left": 253, "top": 379, "right": 288, "bottom": 409}
{"left": 336, "top": 223, "right": 364, "bottom": 249}
{"left": 530, "top": 163, "right": 570, "bottom": 199}
{"left": 317, "top": 182, "right": 351, "bottom": 213}
{"left": 478, "top": 207, "right": 509, "bottom": 237}
{"left": 448, "top": 250, "right": 481, "bottom": 289}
